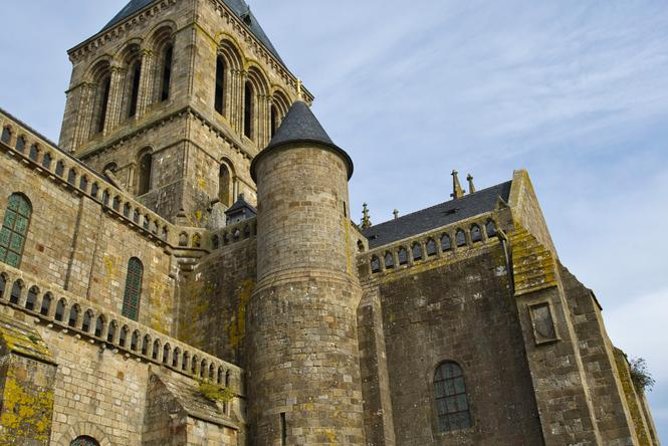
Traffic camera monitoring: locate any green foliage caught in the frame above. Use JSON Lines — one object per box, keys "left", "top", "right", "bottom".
{"left": 629, "top": 357, "right": 655, "bottom": 393}
{"left": 198, "top": 381, "right": 235, "bottom": 403}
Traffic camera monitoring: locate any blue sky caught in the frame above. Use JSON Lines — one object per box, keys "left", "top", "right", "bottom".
{"left": 1, "top": 0, "right": 666, "bottom": 440}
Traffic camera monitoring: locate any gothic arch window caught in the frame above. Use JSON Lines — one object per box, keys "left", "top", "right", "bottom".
{"left": 218, "top": 162, "right": 234, "bottom": 207}
{"left": 15, "top": 136, "right": 26, "bottom": 153}
{"left": 82, "top": 310, "right": 94, "bottom": 333}
{"left": 441, "top": 234, "right": 452, "bottom": 252}
{"left": 42, "top": 152, "right": 52, "bottom": 169}
{"left": 29, "top": 144, "right": 39, "bottom": 162}
{"left": 455, "top": 229, "right": 466, "bottom": 247}
{"left": 243, "top": 81, "right": 254, "bottom": 139}
{"left": 215, "top": 56, "right": 226, "bottom": 115}
{"left": 160, "top": 44, "right": 173, "bottom": 102}
{"left": 1, "top": 126, "right": 12, "bottom": 144}
{"left": 270, "top": 104, "right": 279, "bottom": 138}
{"left": 370, "top": 255, "right": 381, "bottom": 274}
{"left": 485, "top": 220, "right": 497, "bottom": 238}
{"left": 426, "top": 238, "right": 438, "bottom": 257}
{"left": 25, "top": 286, "right": 38, "bottom": 311}
{"left": 95, "top": 315, "right": 106, "bottom": 338}
{"left": 55, "top": 299, "right": 66, "bottom": 322}
{"left": 107, "top": 321, "right": 117, "bottom": 343}
{"left": 470, "top": 224, "right": 482, "bottom": 243}
{"left": 94, "top": 74, "right": 111, "bottom": 134}
{"left": 71, "top": 435, "right": 100, "bottom": 446}
{"left": 384, "top": 252, "right": 394, "bottom": 269}
{"left": 434, "top": 361, "right": 472, "bottom": 433}
{"left": 40, "top": 293, "right": 52, "bottom": 316}
{"left": 67, "top": 168, "right": 77, "bottom": 185}
{"left": 163, "top": 343, "right": 171, "bottom": 364}
{"left": 122, "top": 257, "right": 143, "bottom": 321}
{"left": 152, "top": 339, "right": 161, "bottom": 360}
{"left": 137, "top": 151, "right": 153, "bottom": 196}
{"left": 127, "top": 60, "right": 142, "bottom": 118}
{"left": 412, "top": 242, "right": 423, "bottom": 262}
{"left": 0, "top": 193, "right": 32, "bottom": 268}
{"left": 398, "top": 247, "right": 408, "bottom": 265}
{"left": 56, "top": 161, "right": 65, "bottom": 177}
{"left": 172, "top": 347, "right": 181, "bottom": 368}
{"left": 10, "top": 280, "right": 23, "bottom": 305}
{"left": 68, "top": 304, "right": 80, "bottom": 327}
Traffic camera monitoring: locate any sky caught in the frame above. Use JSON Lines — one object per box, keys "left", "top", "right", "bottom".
{"left": 1, "top": 0, "right": 667, "bottom": 440}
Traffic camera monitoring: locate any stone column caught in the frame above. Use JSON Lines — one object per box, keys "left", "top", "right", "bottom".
{"left": 138, "top": 49, "right": 154, "bottom": 116}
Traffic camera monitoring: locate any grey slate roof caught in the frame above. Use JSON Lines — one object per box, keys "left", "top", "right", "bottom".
{"left": 225, "top": 195, "right": 257, "bottom": 215}
{"left": 362, "top": 181, "right": 512, "bottom": 249}
{"left": 251, "top": 101, "right": 354, "bottom": 181}
{"left": 103, "top": 0, "right": 284, "bottom": 64}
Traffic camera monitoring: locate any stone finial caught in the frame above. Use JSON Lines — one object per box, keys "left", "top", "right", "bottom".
{"left": 393, "top": 209, "right": 399, "bottom": 220}
{"left": 297, "top": 78, "right": 304, "bottom": 100}
{"left": 467, "top": 174, "right": 476, "bottom": 194}
{"left": 361, "top": 203, "right": 372, "bottom": 229}
{"left": 451, "top": 170, "right": 465, "bottom": 199}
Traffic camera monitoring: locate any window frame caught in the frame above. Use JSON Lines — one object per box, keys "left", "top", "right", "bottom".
{"left": 432, "top": 360, "right": 473, "bottom": 435}
{"left": 0, "top": 193, "right": 32, "bottom": 268}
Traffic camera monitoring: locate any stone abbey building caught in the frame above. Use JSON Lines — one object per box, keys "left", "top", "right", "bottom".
{"left": 0, "top": 0, "right": 660, "bottom": 445}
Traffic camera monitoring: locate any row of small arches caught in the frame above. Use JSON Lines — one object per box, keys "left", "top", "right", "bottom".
{"left": 370, "top": 220, "right": 498, "bottom": 273}
{"left": 0, "top": 272, "right": 236, "bottom": 388}
{"left": 0, "top": 128, "right": 170, "bottom": 242}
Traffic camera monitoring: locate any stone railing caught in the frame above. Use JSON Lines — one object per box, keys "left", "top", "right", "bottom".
{"left": 0, "top": 109, "right": 178, "bottom": 249}
{"left": 209, "top": 218, "right": 257, "bottom": 250}
{"left": 0, "top": 262, "right": 244, "bottom": 397}
{"left": 361, "top": 214, "right": 500, "bottom": 279}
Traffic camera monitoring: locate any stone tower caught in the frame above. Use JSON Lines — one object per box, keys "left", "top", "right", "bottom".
{"left": 58, "top": 0, "right": 308, "bottom": 224}
{"left": 247, "top": 101, "right": 366, "bottom": 445}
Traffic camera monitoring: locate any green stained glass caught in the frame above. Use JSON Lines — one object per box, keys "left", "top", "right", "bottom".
{"left": 4, "top": 210, "right": 16, "bottom": 228}
{"left": 15, "top": 216, "right": 28, "bottom": 233}
{"left": 9, "top": 234, "right": 24, "bottom": 252}
{"left": 434, "top": 361, "right": 472, "bottom": 433}
{"left": 5, "top": 252, "right": 19, "bottom": 268}
{"left": 122, "top": 258, "right": 143, "bottom": 321}
{"left": 0, "top": 246, "right": 6, "bottom": 259}
{"left": 17, "top": 200, "right": 30, "bottom": 217}
{"left": 7, "top": 195, "right": 20, "bottom": 209}
{"left": 0, "top": 228, "right": 10, "bottom": 246}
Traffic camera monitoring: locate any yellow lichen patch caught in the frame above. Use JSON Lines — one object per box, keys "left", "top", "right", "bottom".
{"left": 614, "top": 349, "right": 651, "bottom": 446}
{"left": 0, "top": 315, "right": 53, "bottom": 365}
{"left": 228, "top": 279, "right": 254, "bottom": 350}
{"left": 508, "top": 225, "right": 557, "bottom": 296}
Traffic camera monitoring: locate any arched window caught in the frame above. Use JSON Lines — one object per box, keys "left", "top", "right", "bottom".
{"left": 1, "top": 127, "right": 11, "bottom": 144}
{"left": 68, "top": 304, "right": 80, "bottom": 327}
{"left": 182, "top": 352, "right": 190, "bottom": 371}
{"left": 142, "top": 334, "right": 151, "bottom": 355}
{"left": 122, "top": 257, "right": 143, "bottom": 321}
{"left": 127, "top": 60, "right": 142, "bottom": 118}
{"left": 107, "top": 321, "right": 117, "bottom": 343}
{"left": 42, "top": 152, "right": 52, "bottom": 169}
{"left": 384, "top": 252, "right": 394, "bottom": 269}
{"left": 412, "top": 242, "right": 423, "bottom": 261}
{"left": 71, "top": 435, "right": 100, "bottom": 446}
{"left": 219, "top": 163, "right": 233, "bottom": 207}
{"left": 137, "top": 152, "right": 152, "bottom": 196}
{"left": 270, "top": 104, "right": 279, "bottom": 138}
{"left": 485, "top": 220, "right": 497, "bottom": 238}
{"left": 470, "top": 224, "right": 482, "bottom": 243}
{"left": 398, "top": 247, "right": 408, "bottom": 265}
{"left": 82, "top": 310, "right": 94, "bottom": 332}
{"left": 10, "top": 281, "right": 22, "bottom": 305}
{"left": 80, "top": 175, "right": 89, "bottom": 192}
{"left": 441, "top": 234, "right": 452, "bottom": 251}
{"left": 67, "top": 168, "right": 77, "bottom": 185}
{"left": 55, "top": 299, "right": 66, "bottom": 322}
{"left": 160, "top": 44, "right": 173, "bottom": 102}
{"left": 94, "top": 75, "right": 111, "bottom": 134}
{"left": 15, "top": 136, "right": 26, "bottom": 153}
{"left": 214, "top": 56, "right": 226, "bottom": 115}
{"left": 357, "top": 240, "right": 364, "bottom": 252}
{"left": 163, "top": 343, "right": 171, "bottom": 364}
{"left": 25, "top": 286, "right": 38, "bottom": 311}
{"left": 40, "top": 293, "right": 52, "bottom": 316}
{"left": 172, "top": 347, "right": 181, "bottom": 368}
{"left": 95, "top": 315, "right": 105, "bottom": 338}
{"left": 434, "top": 361, "right": 472, "bottom": 433}
{"left": 55, "top": 161, "right": 65, "bottom": 177}
{"left": 130, "top": 330, "right": 140, "bottom": 351}
{"left": 29, "top": 144, "right": 39, "bottom": 162}
{"left": 119, "top": 326, "right": 129, "bottom": 347}
{"left": 426, "top": 238, "right": 437, "bottom": 257}
{"left": 0, "top": 193, "right": 32, "bottom": 268}
{"left": 152, "top": 339, "right": 161, "bottom": 360}
{"left": 243, "top": 81, "right": 254, "bottom": 139}
{"left": 455, "top": 229, "right": 466, "bottom": 247}
{"left": 0, "top": 274, "right": 7, "bottom": 299}
{"left": 370, "top": 255, "right": 381, "bottom": 273}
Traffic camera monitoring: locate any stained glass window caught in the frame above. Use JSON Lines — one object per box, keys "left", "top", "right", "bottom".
{"left": 434, "top": 362, "right": 472, "bottom": 433}
{"left": 122, "top": 257, "right": 143, "bottom": 321}
{"left": 0, "top": 194, "right": 32, "bottom": 268}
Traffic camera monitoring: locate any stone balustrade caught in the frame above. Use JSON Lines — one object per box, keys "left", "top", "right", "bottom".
{"left": 0, "top": 262, "right": 244, "bottom": 397}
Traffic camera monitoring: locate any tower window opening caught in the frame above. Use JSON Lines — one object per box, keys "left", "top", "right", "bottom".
{"left": 128, "top": 61, "right": 142, "bottom": 118}
{"left": 95, "top": 76, "right": 111, "bottom": 134}
{"left": 138, "top": 152, "right": 153, "bottom": 196}
{"left": 244, "top": 81, "right": 254, "bottom": 139}
{"left": 160, "top": 44, "right": 173, "bottom": 102}
{"left": 271, "top": 104, "right": 279, "bottom": 138}
{"left": 215, "top": 56, "right": 226, "bottom": 115}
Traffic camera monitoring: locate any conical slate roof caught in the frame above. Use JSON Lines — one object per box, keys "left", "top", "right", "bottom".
{"left": 102, "top": 0, "right": 284, "bottom": 64}
{"left": 251, "top": 101, "right": 354, "bottom": 181}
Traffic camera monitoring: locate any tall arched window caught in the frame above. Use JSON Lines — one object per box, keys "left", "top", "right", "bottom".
{"left": 94, "top": 75, "right": 111, "bottom": 134}
{"left": 219, "top": 163, "right": 232, "bottom": 207}
{"left": 71, "top": 436, "right": 100, "bottom": 446}
{"left": 160, "top": 44, "right": 173, "bottom": 102}
{"left": 215, "top": 56, "right": 226, "bottom": 115}
{"left": 1, "top": 127, "right": 11, "bottom": 144}
{"left": 270, "top": 104, "right": 279, "bottom": 138}
{"left": 128, "top": 60, "right": 142, "bottom": 118}
{"left": 122, "top": 257, "right": 143, "bottom": 321}
{"left": 244, "top": 81, "right": 254, "bottom": 139}
{"left": 0, "top": 193, "right": 32, "bottom": 268}
{"left": 137, "top": 152, "right": 152, "bottom": 196}
{"left": 434, "top": 361, "right": 472, "bottom": 433}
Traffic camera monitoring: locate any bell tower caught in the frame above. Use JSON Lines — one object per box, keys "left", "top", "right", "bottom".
{"left": 59, "top": 0, "right": 307, "bottom": 224}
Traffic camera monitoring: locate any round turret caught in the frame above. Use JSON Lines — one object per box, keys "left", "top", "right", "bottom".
{"left": 247, "top": 101, "right": 365, "bottom": 445}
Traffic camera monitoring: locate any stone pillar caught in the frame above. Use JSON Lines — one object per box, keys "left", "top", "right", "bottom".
{"left": 247, "top": 102, "right": 365, "bottom": 445}
{"left": 138, "top": 50, "right": 154, "bottom": 116}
